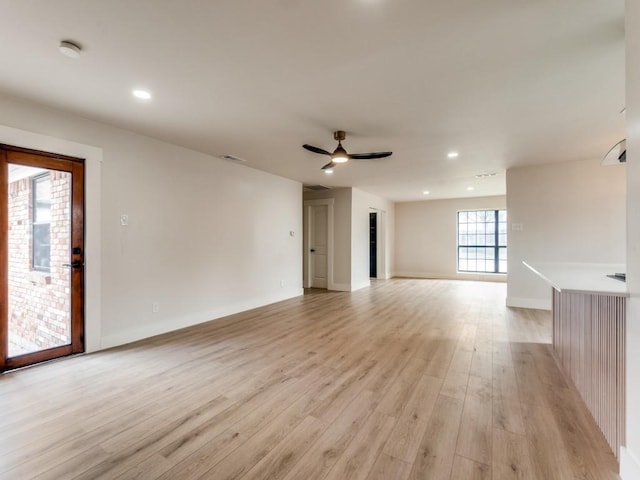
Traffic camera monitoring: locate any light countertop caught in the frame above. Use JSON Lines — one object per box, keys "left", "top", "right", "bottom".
{"left": 523, "top": 261, "right": 629, "bottom": 297}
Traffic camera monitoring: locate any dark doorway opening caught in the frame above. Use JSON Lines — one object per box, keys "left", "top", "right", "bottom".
{"left": 370, "top": 212, "right": 377, "bottom": 278}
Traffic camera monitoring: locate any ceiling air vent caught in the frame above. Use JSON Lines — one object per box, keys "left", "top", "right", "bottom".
{"left": 304, "top": 184, "right": 331, "bottom": 191}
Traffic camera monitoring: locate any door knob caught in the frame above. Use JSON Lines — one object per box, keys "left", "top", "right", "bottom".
{"left": 62, "top": 261, "right": 84, "bottom": 269}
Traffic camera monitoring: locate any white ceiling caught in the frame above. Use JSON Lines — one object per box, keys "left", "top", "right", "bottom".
{"left": 0, "top": 0, "right": 625, "bottom": 201}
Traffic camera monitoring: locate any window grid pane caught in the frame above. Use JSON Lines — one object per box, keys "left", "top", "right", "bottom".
{"left": 457, "top": 210, "right": 507, "bottom": 274}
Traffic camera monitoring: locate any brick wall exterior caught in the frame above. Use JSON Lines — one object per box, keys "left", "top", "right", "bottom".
{"left": 8, "top": 171, "right": 71, "bottom": 356}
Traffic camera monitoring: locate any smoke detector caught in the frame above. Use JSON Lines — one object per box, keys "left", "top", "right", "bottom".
{"left": 59, "top": 40, "right": 82, "bottom": 59}
{"left": 602, "top": 140, "right": 626, "bottom": 166}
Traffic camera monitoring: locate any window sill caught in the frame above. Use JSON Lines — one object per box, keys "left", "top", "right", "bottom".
{"left": 28, "top": 270, "right": 51, "bottom": 286}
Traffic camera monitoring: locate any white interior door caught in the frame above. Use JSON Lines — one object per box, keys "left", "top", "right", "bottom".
{"left": 310, "top": 204, "right": 328, "bottom": 288}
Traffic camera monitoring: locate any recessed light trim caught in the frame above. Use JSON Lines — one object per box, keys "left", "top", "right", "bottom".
{"left": 467, "top": 186, "right": 475, "bottom": 191}
{"left": 475, "top": 172, "right": 497, "bottom": 178}
{"left": 133, "top": 89, "right": 152, "bottom": 100}
{"left": 423, "top": 190, "right": 430, "bottom": 195}
{"left": 447, "top": 151, "right": 459, "bottom": 159}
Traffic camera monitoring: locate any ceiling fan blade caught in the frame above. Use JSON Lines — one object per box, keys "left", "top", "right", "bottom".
{"left": 350, "top": 151, "right": 393, "bottom": 160}
{"left": 303, "top": 144, "right": 332, "bottom": 156}
{"left": 321, "top": 161, "right": 336, "bottom": 170}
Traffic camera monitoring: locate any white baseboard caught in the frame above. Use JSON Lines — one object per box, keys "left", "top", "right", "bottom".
{"left": 100, "top": 288, "right": 304, "bottom": 350}
{"left": 505, "top": 296, "right": 551, "bottom": 310}
{"left": 329, "top": 282, "right": 351, "bottom": 292}
{"left": 394, "top": 271, "right": 507, "bottom": 283}
{"left": 622, "top": 447, "right": 640, "bottom": 480}
{"left": 328, "top": 280, "right": 371, "bottom": 292}
{"left": 351, "top": 279, "right": 371, "bottom": 292}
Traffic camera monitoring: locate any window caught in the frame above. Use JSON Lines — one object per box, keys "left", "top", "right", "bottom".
{"left": 32, "top": 173, "right": 51, "bottom": 272}
{"left": 457, "top": 209, "right": 507, "bottom": 274}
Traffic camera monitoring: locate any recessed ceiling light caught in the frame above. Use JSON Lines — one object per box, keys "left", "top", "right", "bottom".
{"left": 423, "top": 190, "right": 430, "bottom": 195}
{"left": 59, "top": 40, "right": 82, "bottom": 59}
{"left": 475, "top": 172, "right": 497, "bottom": 178}
{"left": 324, "top": 169, "right": 334, "bottom": 174}
{"left": 467, "top": 186, "right": 475, "bottom": 191}
{"left": 447, "top": 152, "right": 459, "bottom": 159}
{"left": 132, "top": 89, "right": 152, "bottom": 100}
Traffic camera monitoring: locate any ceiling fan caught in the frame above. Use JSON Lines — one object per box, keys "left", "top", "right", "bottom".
{"left": 303, "top": 131, "right": 392, "bottom": 170}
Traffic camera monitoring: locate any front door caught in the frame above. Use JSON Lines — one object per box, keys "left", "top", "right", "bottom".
{"left": 310, "top": 204, "right": 328, "bottom": 288}
{"left": 0, "top": 145, "right": 85, "bottom": 371}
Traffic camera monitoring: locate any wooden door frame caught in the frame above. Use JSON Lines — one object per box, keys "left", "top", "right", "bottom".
{"left": 303, "top": 198, "right": 334, "bottom": 290}
{"left": 0, "top": 144, "right": 85, "bottom": 371}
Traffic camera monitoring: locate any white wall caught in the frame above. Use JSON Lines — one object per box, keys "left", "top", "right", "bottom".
{"left": 394, "top": 196, "right": 507, "bottom": 282}
{"left": 622, "top": 2, "right": 640, "bottom": 478}
{"left": 0, "top": 93, "right": 303, "bottom": 350}
{"left": 506, "top": 159, "right": 626, "bottom": 310}
{"left": 351, "top": 188, "right": 395, "bottom": 289}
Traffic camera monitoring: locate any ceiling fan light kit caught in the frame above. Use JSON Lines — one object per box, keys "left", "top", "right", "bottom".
{"left": 303, "top": 130, "right": 392, "bottom": 171}
{"left": 331, "top": 144, "right": 349, "bottom": 163}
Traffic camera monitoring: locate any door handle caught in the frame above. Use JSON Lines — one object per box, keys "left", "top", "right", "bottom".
{"left": 62, "top": 261, "right": 84, "bottom": 269}
{"left": 310, "top": 249, "right": 316, "bottom": 253}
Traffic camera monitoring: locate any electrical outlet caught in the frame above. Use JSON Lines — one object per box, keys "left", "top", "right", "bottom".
{"left": 280, "top": 280, "right": 285, "bottom": 287}
{"left": 120, "top": 214, "right": 129, "bottom": 226}
{"left": 152, "top": 302, "right": 159, "bottom": 313}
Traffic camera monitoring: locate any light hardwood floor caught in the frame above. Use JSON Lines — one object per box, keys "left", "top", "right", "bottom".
{"left": 0, "top": 279, "right": 620, "bottom": 480}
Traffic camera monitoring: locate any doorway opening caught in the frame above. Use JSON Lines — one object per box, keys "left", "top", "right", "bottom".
{"left": 370, "top": 212, "right": 377, "bottom": 278}
{"left": 1, "top": 145, "right": 85, "bottom": 371}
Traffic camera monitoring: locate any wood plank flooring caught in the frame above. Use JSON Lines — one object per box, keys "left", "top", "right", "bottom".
{"left": 0, "top": 279, "right": 620, "bottom": 479}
